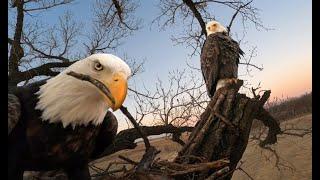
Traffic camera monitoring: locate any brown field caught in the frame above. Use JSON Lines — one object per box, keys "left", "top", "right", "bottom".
{"left": 91, "top": 114, "right": 312, "bottom": 180}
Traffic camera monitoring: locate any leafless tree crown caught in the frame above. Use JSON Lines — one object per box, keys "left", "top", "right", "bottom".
{"left": 8, "top": 0, "right": 140, "bottom": 86}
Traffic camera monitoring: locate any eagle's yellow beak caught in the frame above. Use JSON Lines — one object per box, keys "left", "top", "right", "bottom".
{"left": 104, "top": 72, "right": 128, "bottom": 111}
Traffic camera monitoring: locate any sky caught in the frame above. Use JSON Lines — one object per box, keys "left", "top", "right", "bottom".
{"left": 9, "top": 0, "right": 312, "bottom": 130}
{"left": 14, "top": 0, "right": 312, "bottom": 98}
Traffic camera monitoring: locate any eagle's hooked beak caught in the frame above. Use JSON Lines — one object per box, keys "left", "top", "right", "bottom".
{"left": 104, "top": 72, "right": 128, "bottom": 111}
{"left": 66, "top": 71, "right": 128, "bottom": 111}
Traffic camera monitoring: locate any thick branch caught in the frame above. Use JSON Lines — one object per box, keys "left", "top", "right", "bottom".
{"left": 119, "top": 106, "right": 151, "bottom": 150}
{"left": 99, "top": 124, "right": 193, "bottom": 157}
{"left": 8, "top": 37, "right": 14, "bottom": 45}
{"left": 14, "top": 61, "right": 74, "bottom": 83}
{"left": 111, "top": 0, "right": 139, "bottom": 30}
{"left": 227, "top": 0, "right": 253, "bottom": 34}
{"left": 112, "top": 0, "right": 123, "bottom": 21}
{"left": 9, "top": 0, "right": 24, "bottom": 75}
{"left": 255, "top": 107, "right": 281, "bottom": 147}
{"left": 182, "top": 0, "right": 207, "bottom": 36}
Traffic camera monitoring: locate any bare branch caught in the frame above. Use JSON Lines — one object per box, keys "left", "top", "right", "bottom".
{"left": 129, "top": 88, "right": 161, "bottom": 100}
{"left": 131, "top": 68, "right": 208, "bottom": 129}
{"left": 119, "top": 106, "right": 151, "bottom": 150}
{"left": 182, "top": 0, "right": 207, "bottom": 36}
{"left": 227, "top": 0, "right": 253, "bottom": 35}
{"left": 239, "top": 45, "right": 263, "bottom": 72}
{"left": 84, "top": 0, "right": 140, "bottom": 55}
{"left": 24, "top": 36, "right": 70, "bottom": 62}
{"left": 111, "top": 0, "right": 138, "bottom": 30}
{"left": 239, "top": 62, "right": 263, "bottom": 71}
{"left": 154, "top": 0, "right": 269, "bottom": 58}
{"left": 118, "top": 155, "right": 139, "bottom": 165}
{"left": 24, "top": 0, "right": 74, "bottom": 12}
{"left": 18, "top": 61, "right": 74, "bottom": 82}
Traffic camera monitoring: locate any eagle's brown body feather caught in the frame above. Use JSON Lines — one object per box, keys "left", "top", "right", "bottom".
{"left": 8, "top": 82, "right": 118, "bottom": 180}
{"left": 200, "top": 32, "right": 243, "bottom": 97}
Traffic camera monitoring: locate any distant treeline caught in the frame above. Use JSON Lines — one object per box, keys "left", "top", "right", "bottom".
{"left": 251, "top": 92, "right": 312, "bottom": 130}
{"left": 266, "top": 92, "right": 312, "bottom": 122}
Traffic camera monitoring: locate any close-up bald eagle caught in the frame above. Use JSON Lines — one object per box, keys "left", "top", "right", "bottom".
{"left": 201, "top": 20, "right": 244, "bottom": 97}
{"left": 8, "top": 54, "right": 131, "bottom": 180}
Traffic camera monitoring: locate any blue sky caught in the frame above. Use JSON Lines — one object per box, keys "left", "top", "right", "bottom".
{"left": 16, "top": 0, "right": 312, "bottom": 98}
{"left": 36, "top": 0, "right": 310, "bottom": 94}
{"left": 10, "top": 0, "right": 312, "bottom": 129}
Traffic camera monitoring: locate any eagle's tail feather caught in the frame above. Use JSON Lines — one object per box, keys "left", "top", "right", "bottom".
{"left": 216, "top": 78, "right": 238, "bottom": 91}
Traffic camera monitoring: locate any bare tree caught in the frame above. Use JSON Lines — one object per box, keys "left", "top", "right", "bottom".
{"left": 8, "top": 0, "right": 140, "bottom": 86}
{"left": 153, "top": 0, "right": 269, "bottom": 56}
{"left": 9, "top": 0, "right": 74, "bottom": 86}
{"left": 84, "top": 0, "right": 141, "bottom": 54}
{"left": 131, "top": 68, "right": 209, "bottom": 128}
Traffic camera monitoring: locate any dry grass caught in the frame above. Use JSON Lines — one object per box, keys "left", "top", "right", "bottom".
{"left": 266, "top": 92, "right": 312, "bottom": 122}
{"left": 252, "top": 92, "right": 312, "bottom": 130}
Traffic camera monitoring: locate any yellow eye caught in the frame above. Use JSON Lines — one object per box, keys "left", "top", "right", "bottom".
{"left": 94, "top": 62, "right": 103, "bottom": 71}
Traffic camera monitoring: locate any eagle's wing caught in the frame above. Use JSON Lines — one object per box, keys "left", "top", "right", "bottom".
{"left": 217, "top": 33, "right": 243, "bottom": 77}
{"left": 90, "top": 111, "right": 118, "bottom": 159}
{"left": 200, "top": 34, "right": 220, "bottom": 97}
{"left": 8, "top": 80, "right": 48, "bottom": 136}
{"left": 8, "top": 94, "right": 21, "bottom": 135}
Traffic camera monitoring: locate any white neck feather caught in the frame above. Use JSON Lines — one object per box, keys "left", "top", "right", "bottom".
{"left": 35, "top": 73, "right": 108, "bottom": 128}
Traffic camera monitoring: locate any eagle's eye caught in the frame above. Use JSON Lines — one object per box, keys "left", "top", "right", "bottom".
{"left": 94, "top": 62, "right": 103, "bottom": 71}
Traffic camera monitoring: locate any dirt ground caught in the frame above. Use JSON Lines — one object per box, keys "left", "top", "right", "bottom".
{"left": 91, "top": 114, "right": 312, "bottom": 180}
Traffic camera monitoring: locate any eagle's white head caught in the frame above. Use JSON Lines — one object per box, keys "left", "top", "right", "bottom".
{"left": 206, "top": 20, "right": 227, "bottom": 36}
{"left": 35, "top": 53, "right": 131, "bottom": 128}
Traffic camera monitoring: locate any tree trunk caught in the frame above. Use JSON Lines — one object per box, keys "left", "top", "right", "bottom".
{"left": 174, "top": 80, "right": 274, "bottom": 179}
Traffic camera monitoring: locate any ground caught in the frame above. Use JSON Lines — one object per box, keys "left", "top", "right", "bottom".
{"left": 23, "top": 114, "right": 312, "bottom": 179}
{"left": 233, "top": 114, "right": 312, "bottom": 180}
{"left": 90, "top": 114, "right": 312, "bottom": 180}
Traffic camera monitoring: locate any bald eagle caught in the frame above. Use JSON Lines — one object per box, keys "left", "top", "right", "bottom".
{"left": 8, "top": 54, "right": 131, "bottom": 180}
{"left": 201, "top": 20, "right": 244, "bottom": 97}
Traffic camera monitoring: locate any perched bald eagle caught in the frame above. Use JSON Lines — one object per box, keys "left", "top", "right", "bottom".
{"left": 201, "top": 20, "right": 244, "bottom": 97}
{"left": 8, "top": 54, "right": 131, "bottom": 180}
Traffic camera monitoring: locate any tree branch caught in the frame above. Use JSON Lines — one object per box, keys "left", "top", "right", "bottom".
{"left": 24, "top": 36, "right": 70, "bottom": 62}
{"left": 182, "top": 0, "right": 207, "bottom": 36}
{"left": 24, "top": 0, "right": 74, "bottom": 12}
{"left": 16, "top": 61, "right": 74, "bottom": 82}
{"left": 119, "top": 106, "right": 151, "bottom": 150}
{"left": 100, "top": 124, "right": 193, "bottom": 157}
{"left": 9, "top": 0, "right": 24, "bottom": 76}
{"left": 8, "top": 37, "right": 14, "bottom": 45}
{"left": 227, "top": 0, "right": 253, "bottom": 35}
